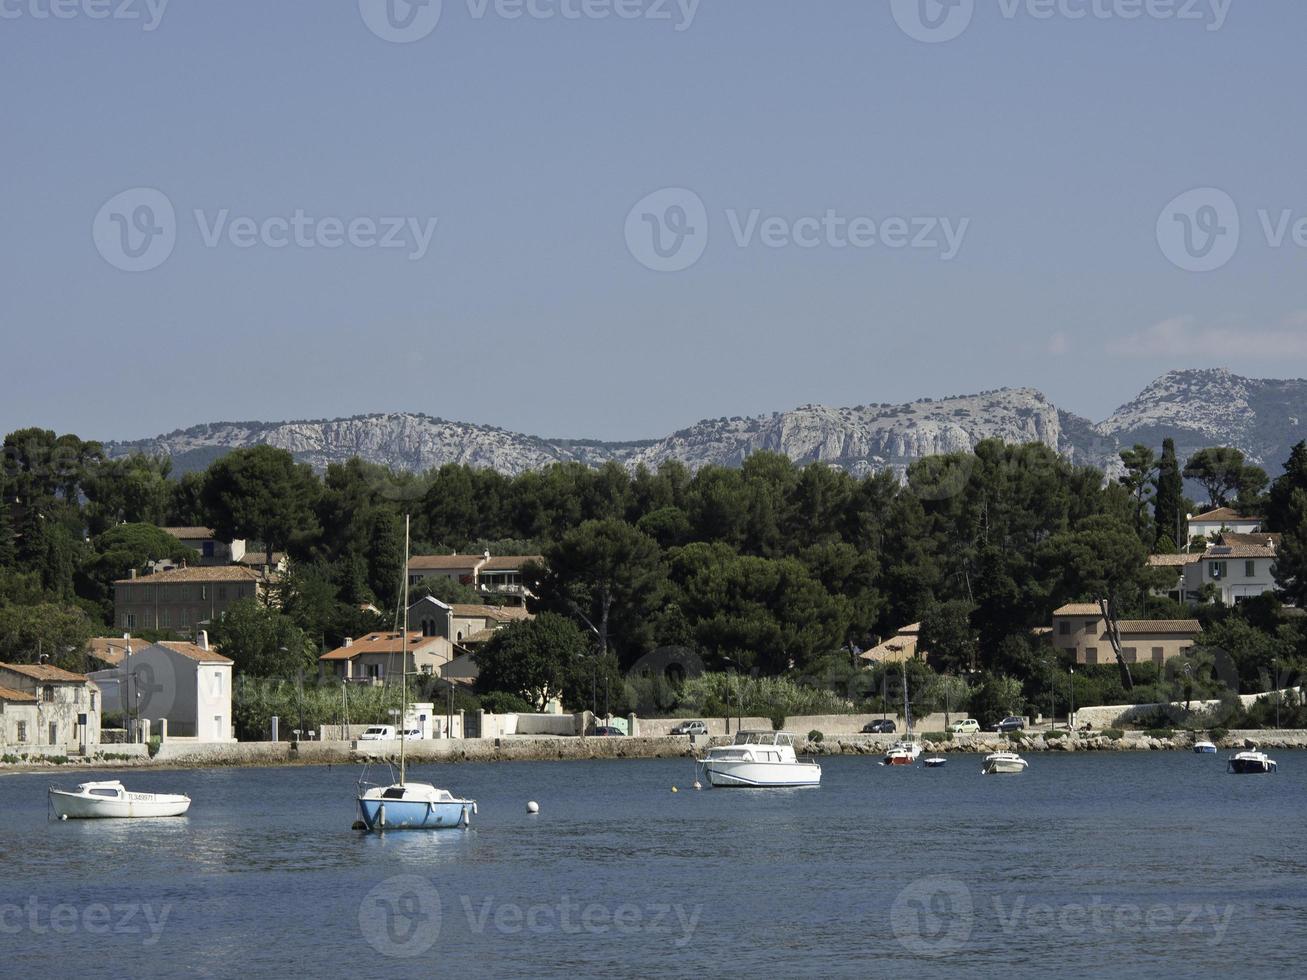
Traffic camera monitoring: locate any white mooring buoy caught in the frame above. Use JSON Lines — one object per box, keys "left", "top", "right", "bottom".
{"left": 527, "top": 801, "right": 540, "bottom": 814}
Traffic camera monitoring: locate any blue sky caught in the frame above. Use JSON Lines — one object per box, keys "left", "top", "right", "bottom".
{"left": 2, "top": 0, "right": 1304, "bottom": 442}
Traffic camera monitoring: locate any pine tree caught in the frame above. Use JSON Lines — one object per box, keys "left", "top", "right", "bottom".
{"left": 1154, "top": 438, "right": 1183, "bottom": 551}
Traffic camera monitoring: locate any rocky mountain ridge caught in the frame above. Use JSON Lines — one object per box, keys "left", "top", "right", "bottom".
{"left": 103, "top": 370, "right": 1307, "bottom": 479}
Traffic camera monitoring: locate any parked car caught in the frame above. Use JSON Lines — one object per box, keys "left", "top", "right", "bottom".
{"left": 949, "top": 719, "right": 980, "bottom": 735}
{"left": 862, "top": 719, "right": 896, "bottom": 734}
{"left": 592, "top": 726, "right": 625, "bottom": 736}
{"left": 359, "top": 725, "right": 396, "bottom": 741}
{"left": 993, "top": 717, "right": 1025, "bottom": 733}
{"left": 670, "top": 720, "right": 708, "bottom": 736}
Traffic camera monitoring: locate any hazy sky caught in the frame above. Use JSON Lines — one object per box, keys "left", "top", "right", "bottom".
{"left": 2, "top": 0, "right": 1304, "bottom": 443}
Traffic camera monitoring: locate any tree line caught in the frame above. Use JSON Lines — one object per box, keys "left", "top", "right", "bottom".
{"left": 3, "top": 426, "right": 1307, "bottom": 724}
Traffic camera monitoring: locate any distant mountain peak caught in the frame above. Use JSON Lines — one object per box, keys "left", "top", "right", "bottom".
{"left": 104, "top": 369, "right": 1307, "bottom": 478}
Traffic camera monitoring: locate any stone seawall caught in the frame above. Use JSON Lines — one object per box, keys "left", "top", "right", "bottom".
{"left": 6, "top": 730, "right": 1307, "bottom": 774}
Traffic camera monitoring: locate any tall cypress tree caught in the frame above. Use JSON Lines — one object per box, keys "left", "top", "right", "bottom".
{"left": 0, "top": 494, "right": 16, "bottom": 567}
{"left": 1154, "top": 438, "right": 1183, "bottom": 550}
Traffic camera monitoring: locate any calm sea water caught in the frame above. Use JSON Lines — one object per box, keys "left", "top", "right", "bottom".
{"left": 3, "top": 752, "right": 1305, "bottom": 979}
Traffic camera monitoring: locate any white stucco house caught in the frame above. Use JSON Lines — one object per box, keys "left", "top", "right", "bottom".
{"left": 90, "top": 633, "right": 235, "bottom": 742}
{"left": 1182, "top": 540, "right": 1280, "bottom": 606}
{"left": 1187, "top": 508, "right": 1262, "bottom": 545}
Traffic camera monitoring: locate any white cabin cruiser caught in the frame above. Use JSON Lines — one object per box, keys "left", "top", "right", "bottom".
{"left": 49, "top": 781, "right": 191, "bottom": 819}
{"left": 699, "top": 731, "right": 821, "bottom": 788}
{"left": 1227, "top": 744, "right": 1277, "bottom": 774}
{"left": 981, "top": 751, "right": 1029, "bottom": 775}
{"left": 1193, "top": 740, "right": 1218, "bottom": 754}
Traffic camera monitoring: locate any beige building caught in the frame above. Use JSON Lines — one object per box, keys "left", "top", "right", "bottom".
{"left": 859, "top": 623, "right": 925, "bottom": 665}
{"left": 113, "top": 565, "right": 274, "bottom": 633}
{"left": 318, "top": 631, "right": 458, "bottom": 684}
{"left": 160, "top": 527, "right": 247, "bottom": 566}
{"left": 1049, "top": 603, "right": 1201, "bottom": 666}
{"left": 0, "top": 663, "right": 100, "bottom": 753}
{"left": 407, "top": 552, "right": 542, "bottom": 608}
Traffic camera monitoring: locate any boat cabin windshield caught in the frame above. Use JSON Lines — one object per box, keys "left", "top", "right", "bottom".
{"left": 732, "top": 731, "right": 795, "bottom": 747}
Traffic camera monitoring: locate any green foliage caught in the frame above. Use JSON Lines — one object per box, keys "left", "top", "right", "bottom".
{"left": 1044, "top": 729, "right": 1066, "bottom": 740}
{"left": 918, "top": 600, "right": 978, "bottom": 673}
{"left": 770, "top": 711, "right": 785, "bottom": 731}
{"left": 473, "top": 612, "right": 588, "bottom": 710}
{"left": 0, "top": 602, "right": 95, "bottom": 670}
{"left": 968, "top": 675, "right": 1024, "bottom": 727}
{"left": 1103, "top": 728, "right": 1125, "bottom": 740}
{"left": 1183, "top": 447, "right": 1266, "bottom": 510}
{"left": 206, "top": 598, "right": 317, "bottom": 678}
{"left": 232, "top": 675, "right": 401, "bottom": 741}
{"left": 477, "top": 691, "right": 536, "bottom": 714}
{"left": 201, "top": 446, "right": 320, "bottom": 564}
{"left": 807, "top": 729, "right": 823, "bottom": 743}
{"left": 1144, "top": 728, "right": 1175, "bottom": 739}
{"left": 1153, "top": 439, "right": 1183, "bottom": 549}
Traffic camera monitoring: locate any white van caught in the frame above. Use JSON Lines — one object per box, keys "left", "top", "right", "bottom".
{"left": 359, "top": 725, "right": 396, "bottom": 741}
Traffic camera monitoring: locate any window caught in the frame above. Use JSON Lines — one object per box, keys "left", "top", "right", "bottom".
{"left": 1245, "top": 560, "right": 1256, "bottom": 578}
{"left": 91, "top": 691, "right": 97, "bottom": 711}
{"left": 203, "top": 541, "right": 215, "bottom": 558}
{"left": 218, "top": 586, "right": 227, "bottom": 601}
{"left": 211, "top": 671, "right": 223, "bottom": 697}
{"left": 366, "top": 664, "right": 381, "bottom": 680}
{"left": 1152, "top": 647, "right": 1165, "bottom": 665}
{"left": 200, "top": 585, "right": 208, "bottom": 600}
{"left": 1084, "top": 648, "right": 1098, "bottom": 665}
{"left": 16, "top": 721, "right": 26, "bottom": 742}
{"left": 48, "top": 722, "right": 57, "bottom": 745}
{"left": 1084, "top": 620, "right": 1097, "bottom": 634}
{"left": 1059, "top": 621, "right": 1070, "bottom": 635}
{"left": 42, "top": 685, "right": 54, "bottom": 703}
{"left": 1122, "top": 648, "right": 1137, "bottom": 663}
{"left": 161, "top": 608, "right": 169, "bottom": 628}
{"left": 124, "top": 613, "right": 136, "bottom": 629}
{"left": 1210, "top": 561, "right": 1227, "bottom": 580}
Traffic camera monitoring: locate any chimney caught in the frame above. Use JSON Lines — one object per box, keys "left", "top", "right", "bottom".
{"left": 197, "top": 630, "right": 209, "bottom": 651}
{"left": 129, "top": 568, "right": 137, "bottom": 580}
{"left": 344, "top": 637, "right": 353, "bottom": 648}
{"left": 483, "top": 550, "right": 490, "bottom": 560}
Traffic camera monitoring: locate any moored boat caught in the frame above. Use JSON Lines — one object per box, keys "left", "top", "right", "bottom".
{"left": 49, "top": 781, "right": 190, "bottom": 819}
{"left": 1193, "top": 740, "right": 1217, "bottom": 754}
{"left": 981, "top": 751, "right": 1028, "bottom": 775}
{"left": 883, "top": 740, "right": 923, "bottom": 766}
{"left": 922, "top": 756, "right": 947, "bottom": 768}
{"left": 1227, "top": 744, "right": 1277, "bottom": 774}
{"left": 699, "top": 731, "right": 821, "bottom": 787}
{"left": 355, "top": 516, "right": 476, "bottom": 831}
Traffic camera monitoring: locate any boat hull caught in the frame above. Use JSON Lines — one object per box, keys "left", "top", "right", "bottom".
{"left": 982, "top": 755, "right": 1028, "bottom": 775}
{"left": 923, "top": 758, "right": 947, "bottom": 768}
{"left": 49, "top": 791, "right": 190, "bottom": 819}
{"left": 1227, "top": 758, "right": 1276, "bottom": 774}
{"left": 1193, "top": 743, "right": 1217, "bottom": 754}
{"left": 703, "top": 760, "right": 821, "bottom": 788}
{"left": 357, "top": 797, "right": 474, "bottom": 830}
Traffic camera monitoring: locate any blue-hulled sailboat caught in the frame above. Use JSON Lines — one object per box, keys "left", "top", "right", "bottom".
{"left": 355, "top": 516, "right": 476, "bottom": 831}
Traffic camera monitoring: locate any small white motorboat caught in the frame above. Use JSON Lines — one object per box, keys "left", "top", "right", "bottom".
{"left": 922, "top": 757, "right": 947, "bottom": 768}
{"left": 1227, "top": 744, "right": 1277, "bottom": 774}
{"left": 1193, "top": 740, "right": 1218, "bottom": 754}
{"left": 981, "top": 751, "right": 1029, "bottom": 775}
{"left": 698, "top": 731, "right": 821, "bottom": 787}
{"left": 49, "top": 781, "right": 191, "bottom": 819}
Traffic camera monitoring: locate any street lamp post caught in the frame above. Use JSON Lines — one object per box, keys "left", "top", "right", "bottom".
{"left": 1069, "top": 666, "right": 1075, "bottom": 730}
{"left": 1273, "top": 657, "right": 1280, "bottom": 729}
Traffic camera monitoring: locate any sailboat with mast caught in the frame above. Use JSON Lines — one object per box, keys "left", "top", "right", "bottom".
{"left": 881, "top": 667, "right": 923, "bottom": 766}
{"left": 355, "top": 516, "right": 476, "bottom": 831}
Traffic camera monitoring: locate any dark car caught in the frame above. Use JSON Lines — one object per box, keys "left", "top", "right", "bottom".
{"left": 592, "top": 726, "right": 625, "bottom": 736}
{"left": 862, "top": 719, "right": 896, "bottom": 734}
{"left": 993, "top": 716, "right": 1025, "bottom": 733}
